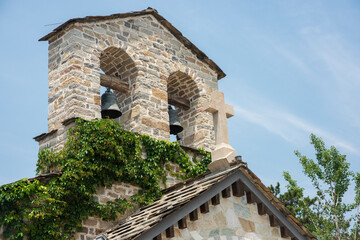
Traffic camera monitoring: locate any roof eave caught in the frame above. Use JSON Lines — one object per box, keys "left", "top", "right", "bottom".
{"left": 134, "top": 168, "right": 313, "bottom": 240}
{"left": 99, "top": 165, "right": 316, "bottom": 240}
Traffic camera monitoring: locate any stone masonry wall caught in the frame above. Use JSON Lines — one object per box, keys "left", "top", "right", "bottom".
{"left": 75, "top": 147, "right": 203, "bottom": 240}
{"left": 35, "top": 120, "right": 76, "bottom": 153}
{"left": 30, "top": 11, "right": 226, "bottom": 240}
{"left": 75, "top": 183, "right": 293, "bottom": 240}
{"left": 45, "top": 14, "right": 219, "bottom": 152}
{"left": 161, "top": 194, "right": 290, "bottom": 240}
{"left": 75, "top": 182, "right": 141, "bottom": 240}
{"left": 0, "top": 153, "right": 192, "bottom": 240}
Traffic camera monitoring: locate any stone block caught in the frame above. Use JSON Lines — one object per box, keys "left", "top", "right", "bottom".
{"left": 208, "top": 158, "right": 230, "bottom": 172}
{"left": 83, "top": 219, "right": 98, "bottom": 227}
{"left": 141, "top": 117, "right": 169, "bottom": 132}
{"left": 212, "top": 143, "right": 236, "bottom": 164}
{"left": 239, "top": 218, "right": 255, "bottom": 232}
{"left": 93, "top": 95, "right": 100, "bottom": 105}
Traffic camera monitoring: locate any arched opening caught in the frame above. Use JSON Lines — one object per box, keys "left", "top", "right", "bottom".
{"left": 167, "top": 71, "right": 200, "bottom": 144}
{"left": 99, "top": 47, "right": 137, "bottom": 128}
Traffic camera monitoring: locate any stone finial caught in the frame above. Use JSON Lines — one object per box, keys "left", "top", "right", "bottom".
{"left": 204, "top": 90, "right": 236, "bottom": 172}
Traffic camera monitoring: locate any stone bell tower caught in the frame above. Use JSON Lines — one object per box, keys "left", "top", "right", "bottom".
{"left": 35, "top": 8, "right": 228, "bottom": 153}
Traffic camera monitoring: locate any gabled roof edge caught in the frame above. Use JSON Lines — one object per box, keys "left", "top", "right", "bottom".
{"left": 38, "top": 8, "right": 226, "bottom": 80}
{"left": 134, "top": 169, "right": 312, "bottom": 240}
{"left": 134, "top": 170, "right": 240, "bottom": 240}
{"left": 236, "top": 168, "right": 312, "bottom": 240}
{"left": 99, "top": 165, "right": 316, "bottom": 240}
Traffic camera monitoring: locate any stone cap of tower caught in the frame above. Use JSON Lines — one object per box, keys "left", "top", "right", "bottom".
{"left": 39, "top": 7, "right": 226, "bottom": 80}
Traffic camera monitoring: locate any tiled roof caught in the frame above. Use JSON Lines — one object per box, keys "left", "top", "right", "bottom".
{"left": 96, "top": 162, "right": 316, "bottom": 240}
{"left": 38, "top": 8, "right": 226, "bottom": 80}
{"left": 238, "top": 166, "right": 316, "bottom": 239}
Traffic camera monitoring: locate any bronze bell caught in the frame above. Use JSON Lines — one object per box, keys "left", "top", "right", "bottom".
{"left": 101, "top": 88, "right": 122, "bottom": 119}
{"left": 168, "top": 105, "right": 183, "bottom": 135}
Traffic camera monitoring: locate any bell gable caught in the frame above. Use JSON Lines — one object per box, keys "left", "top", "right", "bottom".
{"left": 36, "top": 8, "right": 227, "bottom": 153}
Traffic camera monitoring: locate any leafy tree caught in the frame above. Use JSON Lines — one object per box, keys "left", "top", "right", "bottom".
{"left": 270, "top": 134, "right": 360, "bottom": 240}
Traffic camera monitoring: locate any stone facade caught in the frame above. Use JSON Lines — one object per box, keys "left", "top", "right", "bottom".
{"left": 160, "top": 195, "right": 290, "bottom": 240}
{"left": 75, "top": 182, "right": 141, "bottom": 240}
{"left": 0, "top": 180, "right": 293, "bottom": 240}
{"left": 34, "top": 13, "right": 223, "bottom": 238}
{"left": 74, "top": 147, "right": 202, "bottom": 240}
{"left": 42, "top": 12, "right": 219, "bottom": 152}
{"left": 35, "top": 119, "right": 76, "bottom": 152}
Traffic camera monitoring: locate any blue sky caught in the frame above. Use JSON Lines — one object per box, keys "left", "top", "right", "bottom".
{"left": 0, "top": 0, "right": 359, "bottom": 200}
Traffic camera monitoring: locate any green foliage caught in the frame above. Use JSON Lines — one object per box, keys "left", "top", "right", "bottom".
{"left": 269, "top": 172, "right": 317, "bottom": 233}
{"left": 0, "top": 119, "right": 211, "bottom": 239}
{"left": 269, "top": 134, "right": 360, "bottom": 240}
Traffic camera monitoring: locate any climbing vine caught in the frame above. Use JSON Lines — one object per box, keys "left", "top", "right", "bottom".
{"left": 0, "top": 119, "right": 211, "bottom": 239}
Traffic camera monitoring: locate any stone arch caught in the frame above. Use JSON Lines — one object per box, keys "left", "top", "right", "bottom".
{"left": 100, "top": 46, "right": 137, "bottom": 83}
{"left": 167, "top": 70, "right": 205, "bottom": 146}
{"left": 99, "top": 47, "right": 138, "bottom": 129}
{"left": 167, "top": 70, "right": 199, "bottom": 104}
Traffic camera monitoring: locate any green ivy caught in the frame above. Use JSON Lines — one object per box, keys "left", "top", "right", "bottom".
{"left": 0, "top": 119, "right": 211, "bottom": 239}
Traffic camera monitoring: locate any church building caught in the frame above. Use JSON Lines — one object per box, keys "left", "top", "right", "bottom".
{"left": 1, "top": 8, "right": 315, "bottom": 240}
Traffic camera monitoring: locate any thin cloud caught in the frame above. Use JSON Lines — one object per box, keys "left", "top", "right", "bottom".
{"left": 233, "top": 105, "right": 294, "bottom": 143}
{"left": 233, "top": 104, "right": 359, "bottom": 155}
{"left": 239, "top": 20, "right": 360, "bottom": 131}
{"left": 280, "top": 112, "right": 359, "bottom": 154}
{"left": 272, "top": 44, "right": 312, "bottom": 75}
{"left": 299, "top": 27, "right": 360, "bottom": 128}
{"left": 232, "top": 23, "right": 360, "bottom": 150}
{"left": 300, "top": 27, "right": 360, "bottom": 88}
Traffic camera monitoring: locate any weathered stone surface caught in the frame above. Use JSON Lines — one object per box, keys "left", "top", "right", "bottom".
{"left": 208, "top": 158, "right": 230, "bottom": 172}
{"left": 43, "top": 13, "right": 218, "bottom": 150}
{"left": 94, "top": 95, "right": 100, "bottom": 105}
{"left": 83, "top": 219, "right": 98, "bottom": 227}
{"left": 167, "top": 195, "right": 291, "bottom": 240}
{"left": 33, "top": 11, "right": 237, "bottom": 240}
{"left": 130, "top": 105, "right": 141, "bottom": 118}
{"left": 239, "top": 217, "right": 255, "bottom": 232}
{"left": 204, "top": 90, "right": 236, "bottom": 171}
{"left": 152, "top": 87, "right": 168, "bottom": 101}
{"left": 142, "top": 117, "right": 169, "bottom": 132}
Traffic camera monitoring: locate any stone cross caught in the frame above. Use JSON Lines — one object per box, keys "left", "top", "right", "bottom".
{"left": 204, "top": 90, "right": 236, "bottom": 172}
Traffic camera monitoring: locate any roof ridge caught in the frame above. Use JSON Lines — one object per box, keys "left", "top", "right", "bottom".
{"left": 38, "top": 8, "right": 226, "bottom": 80}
